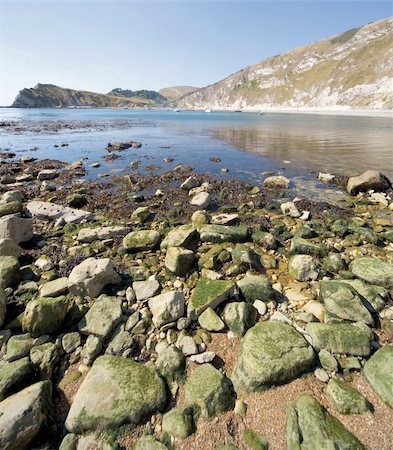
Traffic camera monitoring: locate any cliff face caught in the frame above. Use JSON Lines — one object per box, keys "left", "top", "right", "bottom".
{"left": 12, "top": 84, "right": 153, "bottom": 108}
{"left": 178, "top": 18, "right": 393, "bottom": 111}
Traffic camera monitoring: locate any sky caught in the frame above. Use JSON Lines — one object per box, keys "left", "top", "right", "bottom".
{"left": 0, "top": 0, "right": 392, "bottom": 105}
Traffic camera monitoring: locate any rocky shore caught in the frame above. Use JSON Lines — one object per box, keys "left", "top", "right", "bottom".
{"left": 0, "top": 147, "right": 392, "bottom": 450}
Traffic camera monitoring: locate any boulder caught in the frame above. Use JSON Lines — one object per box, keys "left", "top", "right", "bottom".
{"left": 165, "top": 247, "right": 195, "bottom": 275}
{"left": 190, "top": 191, "right": 211, "bottom": 209}
{"left": 78, "top": 295, "right": 122, "bottom": 339}
{"left": 290, "top": 236, "right": 325, "bottom": 257}
{"left": 0, "top": 381, "right": 52, "bottom": 450}
{"left": 134, "top": 436, "right": 167, "bottom": 450}
{"left": 327, "top": 379, "right": 370, "bottom": 414}
{"left": 340, "top": 279, "right": 387, "bottom": 312}
{"left": 181, "top": 176, "right": 199, "bottom": 190}
{"left": 363, "top": 345, "right": 393, "bottom": 408}
{"left": 0, "top": 256, "right": 20, "bottom": 289}
{"left": 319, "top": 280, "right": 373, "bottom": 325}
{"left": 287, "top": 395, "right": 366, "bottom": 450}
{"left": 77, "top": 226, "right": 131, "bottom": 243}
{"left": 68, "top": 257, "right": 121, "bottom": 298}
{"left": 222, "top": 302, "right": 258, "bottom": 336}
{"left": 131, "top": 206, "right": 152, "bottom": 223}
{"left": 263, "top": 175, "right": 290, "bottom": 190}
{"left": 22, "top": 296, "right": 68, "bottom": 337}
{"left": 198, "top": 307, "right": 225, "bottom": 332}
{"left": 123, "top": 229, "right": 160, "bottom": 252}
{"left": 37, "top": 169, "right": 58, "bottom": 180}
{"left": 305, "top": 323, "right": 371, "bottom": 356}
{"left": 0, "top": 288, "right": 6, "bottom": 327}
{"left": 162, "top": 407, "right": 194, "bottom": 438}
{"left": 347, "top": 170, "right": 391, "bottom": 195}
{"left": 148, "top": 291, "right": 185, "bottom": 327}
{"left": 160, "top": 224, "right": 199, "bottom": 250}
{"left": 30, "top": 342, "right": 60, "bottom": 379}
{"left": 0, "top": 216, "right": 33, "bottom": 244}
{"left": 62, "top": 332, "right": 81, "bottom": 354}
{"left": 350, "top": 257, "right": 393, "bottom": 289}
{"left": 281, "top": 201, "right": 300, "bottom": 218}
{"left": 0, "top": 357, "right": 33, "bottom": 401}
{"left": 132, "top": 279, "right": 160, "bottom": 301}
{"left": 237, "top": 275, "right": 274, "bottom": 303}
{"left": 39, "top": 277, "right": 69, "bottom": 297}
{"left": 106, "top": 140, "right": 142, "bottom": 151}
{"left": 26, "top": 201, "right": 94, "bottom": 224}
{"left": 184, "top": 363, "right": 235, "bottom": 417}
{"left": 156, "top": 345, "right": 185, "bottom": 382}
{"left": 5, "top": 334, "right": 34, "bottom": 362}
{"left": 0, "top": 190, "right": 24, "bottom": 204}
{"left": 0, "top": 238, "right": 21, "bottom": 257}
{"left": 65, "top": 355, "right": 166, "bottom": 433}
{"left": 232, "top": 322, "right": 314, "bottom": 392}
{"left": 288, "top": 255, "right": 319, "bottom": 281}
{"left": 188, "top": 279, "right": 235, "bottom": 318}
{"left": 199, "top": 225, "right": 248, "bottom": 243}
{"left": 0, "top": 201, "right": 22, "bottom": 218}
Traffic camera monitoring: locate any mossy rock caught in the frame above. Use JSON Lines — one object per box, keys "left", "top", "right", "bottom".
{"left": 123, "top": 230, "right": 160, "bottom": 252}
{"left": 155, "top": 345, "right": 185, "bottom": 382}
{"left": 289, "top": 236, "right": 326, "bottom": 257}
{"left": 184, "top": 363, "right": 235, "bottom": 418}
{"left": 0, "top": 356, "right": 33, "bottom": 401}
{"left": 0, "top": 255, "right": 20, "bottom": 289}
{"left": 222, "top": 302, "right": 258, "bottom": 336}
{"left": 162, "top": 407, "right": 194, "bottom": 438}
{"left": 134, "top": 435, "right": 167, "bottom": 450}
{"left": 0, "top": 201, "right": 23, "bottom": 218}
{"left": 65, "top": 355, "right": 166, "bottom": 433}
{"left": 287, "top": 395, "right": 365, "bottom": 450}
{"left": 232, "top": 322, "right": 314, "bottom": 393}
{"left": 243, "top": 429, "right": 268, "bottom": 450}
{"left": 198, "top": 307, "right": 225, "bottom": 332}
{"left": 199, "top": 225, "right": 249, "bottom": 243}
{"left": 350, "top": 257, "right": 393, "bottom": 289}
{"left": 160, "top": 224, "right": 199, "bottom": 250}
{"left": 188, "top": 279, "right": 235, "bottom": 318}
{"left": 237, "top": 275, "right": 274, "bottom": 303}
{"left": 327, "top": 379, "right": 370, "bottom": 414}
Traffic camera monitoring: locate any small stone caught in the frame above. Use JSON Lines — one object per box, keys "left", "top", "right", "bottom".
{"left": 162, "top": 407, "right": 194, "bottom": 438}
{"left": 190, "top": 191, "right": 211, "bottom": 209}
{"left": 263, "top": 175, "right": 290, "bottom": 190}
{"left": 198, "top": 307, "right": 225, "bottom": 332}
{"left": 62, "top": 332, "right": 82, "bottom": 354}
{"left": 327, "top": 378, "right": 370, "bottom": 414}
{"left": 133, "top": 279, "right": 160, "bottom": 301}
{"left": 288, "top": 255, "right": 319, "bottom": 281}
{"left": 314, "top": 368, "right": 329, "bottom": 383}
{"left": 281, "top": 202, "right": 300, "bottom": 218}
{"left": 189, "top": 351, "right": 216, "bottom": 364}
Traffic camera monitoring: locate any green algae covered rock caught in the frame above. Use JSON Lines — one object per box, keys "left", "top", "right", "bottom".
{"left": 65, "top": 355, "right": 166, "bottom": 433}
{"left": 232, "top": 322, "right": 314, "bottom": 393}
{"left": 363, "top": 345, "right": 393, "bottom": 408}
{"left": 0, "top": 255, "right": 20, "bottom": 289}
{"left": 305, "top": 323, "right": 371, "bottom": 356}
{"left": 123, "top": 229, "right": 160, "bottom": 252}
{"left": 319, "top": 280, "right": 373, "bottom": 325}
{"left": 160, "top": 224, "right": 199, "bottom": 250}
{"left": 30, "top": 342, "right": 60, "bottom": 379}
{"left": 350, "top": 257, "right": 393, "bottom": 289}
{"left": 22, "top": 296, "right": 68, "bottom": 337}
{"left": 164, "top": 247, "right": 195, "bottom": 276}
{"left": 162, "top": 407, "right": 194, "bottom": 438}
{"left": 237, "top": 275, "right": 274, "bottom": 303}
{"left": 290, "top": 236, "right": 326, "bottom": 257}
{"left": 287, "top": 395, "right": 366, "bottom": 450}
{"left": 5, "top": 333, "right": 34, "bottom": 362}
{"left": 243, "top": 429, "right": 268, "bottom": 450}
{"left": 327, "top": 379, "right": 370, "bottom": 414}
{"left": 222, "top": 301, "right": 258, "bottom": 336}
{"left": 156, "top": 345, "right": 185, "bottom": 382}
{"left": 135, "top": 435, "right": 167, "bottom": 450}
{"left": 184, "top": 363, "right": 235, "bottom": 417}
{"left": 188, "top": 279, "right": 235, "bottom": 318}
{"left": 199, "top": 224, "right": 249, "bottom": 243}
{"left": 0, "top": 356, "right": 33, "bottom": 401}
{"left": 198, "top": 307, "right": 225, "bottom": 332}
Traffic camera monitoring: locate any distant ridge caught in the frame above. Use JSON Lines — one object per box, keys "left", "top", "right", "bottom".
{"left": 159, "top": 86, "right": 199, "bottom": 102}
{"left": 177, "top": 17, "right": 393, "bottom": 111}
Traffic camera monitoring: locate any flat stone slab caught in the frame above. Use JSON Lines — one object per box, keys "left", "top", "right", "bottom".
{"left": 77, "top": 226, "right": 131, "bottom": 243}
{"left": 27, "top": 201, "right": 94, "bottom": 224}
{"left": 199, "top": 225, "right": 249, "bottom": 243}
{"left": 350, "top": 257, "right": 393, "bottom": 289}
{"left": 65, "top": 355, "right": 166, "bottom": 433}
{"left": 188, "top": 279, "right": 235, "bottom": 318}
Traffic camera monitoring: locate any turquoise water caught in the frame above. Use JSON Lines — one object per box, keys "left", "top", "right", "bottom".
{"left": 1, "top": 108, "right": 392, "bottom": 195}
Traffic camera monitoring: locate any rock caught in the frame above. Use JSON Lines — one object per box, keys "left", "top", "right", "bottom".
{"left": 162, "top": 407, "right": 194, "bottom": 438}
{"left": 5, "top": 334, "right": 34, "bottom": 362}
{"left": 81, "top": 335, "right": 102, "bottom": 365}
{"left": 0, "top": 256, "right": 19, "bottom": 289}
{"left": 0, "top": 190, "right": 24, "bottom": 204}
{"left": 181, "top": 176, "right": 199, "bottom": 190}
{"left": 319, "top": 280, "right": 373, "bottom": 325}
{"left": 184, "top": 363, "right": 235, "bottom": 417}
{"left": 148, "top": 291, "right": 185, "bottom": 328}
{"left": 37, "top": 169, "right": 58, "bottom": 180}
{"left": 318, "top": 350, "right": 338, "bottom": 372}
{"left": 65, "top": 355, "right": 166, "bottom": 433}
{"left": 0, "top": 201, "right": 22, "bottom": 218}
{"left": 341, "top": 279, "right": 387, "bottom": 312}
{"left": 131, "top": 206, "right": 152, "bottom": 223}
{"left": 161, "top": 224, "right": 199, "bottom": 250}
{"left": 288, "top": 255, "right": 319, "bottom": 281}
{"left": 222, "top": 302, "right": 258, "bottom": 336}
{"left": 177, "top": 335, "right": 198, "bottom": 356}
{"left": 188, "top": 279, "right": 235, "bottom": 318}
{"left": 123, "top": 229, "right": 160, "bottom": 252}
{"left": 0, "top": 381, "right": 52, "bottom": 450}
{"left": 287, "top": 395, "right": 366, "bottom": 450}
{"left": 243, "top": 429, "right": 268, "bottom": 450}
{"left": 165, "top": 247, "right": 195, "bottom": 276}
{"left": 34, "top": 255, "right": 54, "bottom": 272}
{"left": 59, "top": 433, "right": 77, "bottom": 450}
{"left": 0, "top": 238, "right": 21, "bottom": 257}
{"left": 263, "top": 175, "right": 290, "bottom": 190}
{"left": 68, "top": 257, "right": 121, "bottom": 298}
{"left": 290, "top": 236, "right": 325, "bottom": 257}
{"left": 156, "top": 345, "right": 185, "bottom": 381}
{"left": 192, "top": 210, "right": 209, "bottom": 229}
{"left": 78, "top": 295, "right": 122, "bottom": 339}
{"left": 322, "top": 253, "right": 346, "bottom": 274}
{"left": 253, "top": 299, "right": 267, "bottom": 316}
{"left": 77, "top": 226, "right": 131, "bottom": 243}
{"left": 314, "top": 368, "right": 329, "bottom": 383}
{"left": 190, "top": 191, "right": 211, "bottom": 209}
{"left": 200, "top": 225, "right": 248, "bottom": 243}
{"left": 39, "top": 277, "right": 69, "bottom": 297}
{"left": 318, "top": 172, "right": 335, "bottom": 183}
{"left": 66, "top": 193, "right": 87, "bottom": 208}
{"left": 22, "top": 296, "right": 68, "bottom": 337}
{"left": 211, "top": 213, "right": 239, "bottom": 225}
{"left": 350, "top": 256, "right": 393, "bottom": 289}
{"left": 105, "top": 330, "right": 134, "bottom": 356}
{"left": 62, "top": 332, "right": 81, "bottom": 354}
{"left": 134, "top": 436, "right": 167, "bottom": 450}
{"left": 327, "top": 379, "right": 370, "bottom": 414}
{"left": 133, "top": 279, "right": 160, "bottom": 301}
{"left": 281, "top": 201, "right": 300, "bottom": 218}
{"left": 0, "top": 216, "right": 33, "bottom": 244}
{"left": 232, "top": 322, "right": 314, "bottom": 392}
{"left": 0, "top": 357, "right": 33, "bottom": 401}
{"left": 347, "top": 170, "right": 391, "bottom": 195}
{"left": 198, "top": 307, "right": 225, "bottom": 331}
{"left": 305, "top": 323, "right": 371, "bottom": 356}
{"left": 237, "top": 275, "right": 274, "bottom": 303}
{"left": 106, "top": 140, "right": 142, "bottom": 151}
{"left": 30, "top": 342, "right": 60, "bottom": 378}
{"left": 26, "top": 201, "right": 94, "bottom": 224}
{"left": 0, "top": 288, "right": 6, "bottom": 327}
{"left": 189, "top": 351, "right": 216, "bottom": 364}
{"left": 363, "top": 345, "right": 393, "bottom": 408}
{"left": 302, "top": 300, "right": 326, "bottom": 322}
{"left": 231, "top": 243, "right": 256, "bottom": 266}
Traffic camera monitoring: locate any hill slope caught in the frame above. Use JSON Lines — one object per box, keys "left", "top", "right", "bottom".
{"left": 178, "top": 18, "right": 393, "bottom": 111}
{"left": 12, "top": 84, "right": 153, "bottom": 108}
{"left": 159, "top": 86, "right": 199, "bottom": 102}
{"left": 108, "top": 88, "right": 167, "bottom": 103}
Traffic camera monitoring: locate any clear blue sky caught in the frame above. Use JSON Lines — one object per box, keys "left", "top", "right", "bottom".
{"left": 0, "top": 0, "right": 391, "bottom": 105}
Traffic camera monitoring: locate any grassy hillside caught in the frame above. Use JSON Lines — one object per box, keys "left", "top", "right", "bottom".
{"left": 159, "top": 86, "right": 199, "bottom": 102}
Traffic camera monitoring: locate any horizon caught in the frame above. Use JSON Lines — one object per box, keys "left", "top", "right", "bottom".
{"left": 0, "top": 1, "right": 392, "bottom": 106}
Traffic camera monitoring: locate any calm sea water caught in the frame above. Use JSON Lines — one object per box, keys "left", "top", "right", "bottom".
{"left": 1, "top": 108, "right": 392, "bottom": 197}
